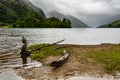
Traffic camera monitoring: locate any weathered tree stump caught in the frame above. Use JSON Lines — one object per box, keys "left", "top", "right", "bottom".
{"left": 20, "top": 36, "right": 29, "bottom": 66}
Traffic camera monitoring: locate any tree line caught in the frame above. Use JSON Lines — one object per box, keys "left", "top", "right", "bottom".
{"left": 12, "top": 17, "right": 72, "bottom": 28}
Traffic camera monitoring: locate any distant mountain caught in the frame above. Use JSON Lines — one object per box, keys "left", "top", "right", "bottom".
{"left": 98, "top": 19, "right": 120, "bottom": 28}
{"left": 48, "top": 11, "right": 90, "bottom": 28}
{"left": 0, "top": 0, "right": 45, "bottom": 24}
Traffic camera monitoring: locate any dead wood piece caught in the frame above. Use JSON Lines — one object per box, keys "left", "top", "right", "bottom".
{"left": 50, "top": 52, "right": 69, "bottom": 68}
{"left": 54, "top": 45, "right": 67, "bottom": 51}
{"left": 29, "top": 39, "right": 65, "bottom": 54}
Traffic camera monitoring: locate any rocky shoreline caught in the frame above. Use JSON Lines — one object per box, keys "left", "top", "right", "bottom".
{"left": 1, "top": 43, "right": 120, "bottom": 80}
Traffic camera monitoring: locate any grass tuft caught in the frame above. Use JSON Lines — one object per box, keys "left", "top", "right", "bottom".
{"left": 28, "top": 44, "right": 72, "bottom": 60}
{"left": 79, "top": 45, "right": 120, "bottom": 74}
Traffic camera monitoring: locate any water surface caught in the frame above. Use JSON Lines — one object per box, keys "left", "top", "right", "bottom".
{"left": 0, "top": 28, "right": 120, "bottom": 52}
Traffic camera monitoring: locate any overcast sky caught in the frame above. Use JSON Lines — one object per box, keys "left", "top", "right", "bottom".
{"left": 30, "top": 0, "right": 120, "bottom": 27}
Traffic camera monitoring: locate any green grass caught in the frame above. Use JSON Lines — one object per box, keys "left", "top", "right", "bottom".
{"left": 0, "top": 26, "right": 11, "bottom": 28}
{"left": 79, "top": 44, "right": 120, "bottom": 74}
{"left": 28, "top": 44, "right": 72, "bottom": 60}
{"left": 0, "top": 24, "right": 13, "bottom": 28}
{"left": 89, "top": 50, "right": 120, "bottom": 73}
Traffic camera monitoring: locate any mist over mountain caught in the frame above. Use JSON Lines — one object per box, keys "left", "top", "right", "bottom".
{"left": 48, "top": 11, "right": 90, "bottom": 28}
{"left": 21, "top": 0, "right": 46, "bottom": 18}
{"left": 30, "top": 0, "right": 120, "bottom": 27}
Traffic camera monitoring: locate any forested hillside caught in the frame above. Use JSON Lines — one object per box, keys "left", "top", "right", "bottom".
{"left": 0, "top": 0, "right": 45, "bottom": 24}
{"left": 98, "top": 19, "right": 120, "bottom": 28}
{"left": 0, "top": 0, "right": 71, "bottom": 28}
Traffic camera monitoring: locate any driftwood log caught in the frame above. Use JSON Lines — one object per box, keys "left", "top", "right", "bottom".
{"left": 28, "top": 39, "right": 65, "bottom": 54}
{"left": 50, "top": 50, "right": 69, "bottom": 68}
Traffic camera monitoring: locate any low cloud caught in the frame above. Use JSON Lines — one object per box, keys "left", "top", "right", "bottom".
{"left": 30, "top": 0, "right": 120, "bottom": 27}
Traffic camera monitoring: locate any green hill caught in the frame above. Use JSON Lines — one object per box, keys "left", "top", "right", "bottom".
{"left": 98, "top": 19, "right": 120, "bottom": 28}
{"left": 0, "top": 0, "right": 45, "bottom": 25}
{"left": 0, "top": 0, "right": 71, "bottom": 28}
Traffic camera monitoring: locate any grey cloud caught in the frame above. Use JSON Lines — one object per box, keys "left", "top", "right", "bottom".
{"left": 30, "top": 0, "right": 120, "bottom": 27}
